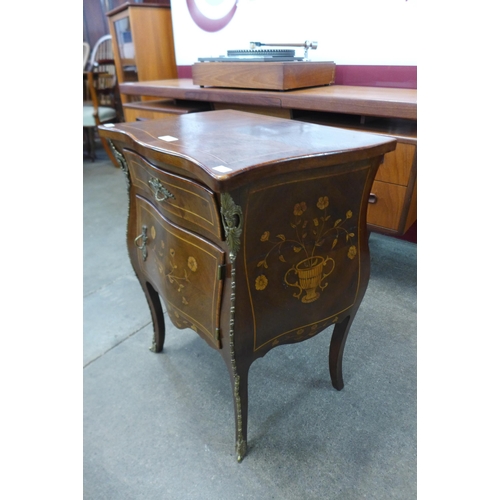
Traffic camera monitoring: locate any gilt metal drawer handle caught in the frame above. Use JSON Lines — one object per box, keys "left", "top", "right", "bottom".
{"left": 148, "top": 177, "right": 175, "bottom": 202}
{"left": 134, "top": 225, "right": 148, "bottom": 261}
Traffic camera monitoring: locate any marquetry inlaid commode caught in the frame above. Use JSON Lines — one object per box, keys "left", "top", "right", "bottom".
{"left": 99, "top": 110, "right": 396, "bottom": 462}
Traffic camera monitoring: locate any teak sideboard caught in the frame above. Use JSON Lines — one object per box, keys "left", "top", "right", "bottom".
{"left": 117, "top": 79, "right": 417, "bottom": 236}
{"left": 99, "top": 110, "right": 396, "bottom": 461}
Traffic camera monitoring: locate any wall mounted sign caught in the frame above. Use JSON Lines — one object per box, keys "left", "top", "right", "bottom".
{"left": 186, "top": 0, "right": 238, "bottom": 32}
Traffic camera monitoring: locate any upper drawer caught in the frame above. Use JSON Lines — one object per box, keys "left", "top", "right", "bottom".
{"left": 375, "top": 142, "right": 416, "bottom": 186}
{"left": 125, "top": 149, "right": 223, "bottom": 240}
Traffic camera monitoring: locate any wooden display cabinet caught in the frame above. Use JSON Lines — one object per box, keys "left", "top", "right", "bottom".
{"left": 107, "top": 2, "right": 178, "bottom": 119}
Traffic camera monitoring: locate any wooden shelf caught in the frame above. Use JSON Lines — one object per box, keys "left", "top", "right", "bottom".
{"left": 293, "top": 111, "right": 417, "bottom": 145}
{"left": 123, "top": 99, "right": 211, "bottom": 121}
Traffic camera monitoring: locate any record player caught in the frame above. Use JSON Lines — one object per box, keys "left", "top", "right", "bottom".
{"left": 193, "top": 41, "right": 336, "bottom": 91}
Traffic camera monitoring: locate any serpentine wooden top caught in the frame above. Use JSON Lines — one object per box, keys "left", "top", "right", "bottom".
{"left": 99, "top": 109, "right": 396, "bottom": 191}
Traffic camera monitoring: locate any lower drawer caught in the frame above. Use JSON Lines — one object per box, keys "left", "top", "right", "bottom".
{"left": 367, "top": 180, "right": 407, "bottom": 232}
{"left": 134, "top": 196, "right": 225, "bottom": 348}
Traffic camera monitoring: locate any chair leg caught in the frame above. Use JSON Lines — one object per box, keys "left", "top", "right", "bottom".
{"left": 84, "top": 128, "right": 90, "bottom": 157}
{"left": 89, "top": 127, "right": 96, "bottom": 161}
{"left": 84, "top": 124, "right": 121, "bottom": 168}
{"left": 99, "top": 135, "right": 121, "bottom": 168}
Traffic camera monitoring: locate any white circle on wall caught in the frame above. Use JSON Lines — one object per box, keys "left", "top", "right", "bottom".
{"left": 186, "top": 0, "right": 238, "bottom": 32}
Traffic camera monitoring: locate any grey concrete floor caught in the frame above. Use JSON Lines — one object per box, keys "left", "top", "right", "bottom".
{"left": 83, "top": 143, "right": 417, "bottom": 499}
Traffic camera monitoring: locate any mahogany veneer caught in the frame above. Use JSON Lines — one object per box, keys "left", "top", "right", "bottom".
{"left": 99, "top": 110, "right": 396, "bottom": 461}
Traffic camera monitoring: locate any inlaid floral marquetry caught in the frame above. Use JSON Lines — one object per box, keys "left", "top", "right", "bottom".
{"left": 256, "top": 195, "right": 357, "bottom": 304}
{"left": 244, "top": 168, "right": 369, "bottom": 351}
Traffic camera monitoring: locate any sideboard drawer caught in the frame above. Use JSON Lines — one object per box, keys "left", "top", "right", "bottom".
{"left": 367, "top": 180, "right": 407, "bottom": 231}
{"left": 374, "top": 142, "right": 415, "bottom": 186}
{"left": 125, "top": 150, "right": 223, "bottom": 240}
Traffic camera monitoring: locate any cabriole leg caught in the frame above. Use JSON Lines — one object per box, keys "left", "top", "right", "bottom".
{"left": 230, "top": 363, "right": 249, "bottom": 463}
{"left": 224, "top": 354, "right": 249, "bottom": 462}
{"left": 143, "top": 281, "right": 165, "bottom": 353}
{"left": 329, "top": 315, "right": 354, "bottom": 391}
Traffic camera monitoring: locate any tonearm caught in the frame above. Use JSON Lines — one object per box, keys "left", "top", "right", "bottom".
{"left": 249, "top": 41, "right": 318, "bottom": 59}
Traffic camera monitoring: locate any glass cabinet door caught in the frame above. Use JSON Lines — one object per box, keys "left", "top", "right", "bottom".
{"left": 113, "top": 16, "right": 135, "bottom": 67}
